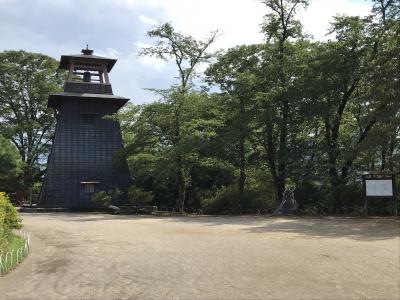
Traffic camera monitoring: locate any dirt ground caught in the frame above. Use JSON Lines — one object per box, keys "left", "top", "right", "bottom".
{"left": 0, "top": 213, "right": 399, "bottom": 300}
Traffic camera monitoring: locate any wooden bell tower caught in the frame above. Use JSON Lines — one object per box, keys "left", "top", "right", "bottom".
{"left": 39, "top": 47, "right": 131, "bottom": 208}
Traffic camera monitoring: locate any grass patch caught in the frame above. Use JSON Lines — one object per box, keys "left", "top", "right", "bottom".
{"left": 8, "top": 234, "right": 25, "bottom": 252}
{"left": 0, "top": 233, "right": 28, "bottom": 275}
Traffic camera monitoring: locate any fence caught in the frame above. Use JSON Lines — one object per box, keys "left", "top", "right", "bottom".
{"left": 131, "top": 205, "right": 397, "bottom": 216}
{"left": 157, "top": 206, "right": 203, "bottom": 215}
{"left": 0, "top": 230, "right": 30, "bottom": 276}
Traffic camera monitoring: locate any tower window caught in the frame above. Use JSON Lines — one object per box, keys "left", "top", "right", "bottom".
{"left": 83, "top": 183, "right": 95, "bottom": 193}
{"left": 80, "top": 181, "right": 99, "bottom": 193}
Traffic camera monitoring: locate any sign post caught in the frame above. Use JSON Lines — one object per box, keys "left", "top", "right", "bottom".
{"left": 362, "top": 172, "right": 398, "bottom": 217}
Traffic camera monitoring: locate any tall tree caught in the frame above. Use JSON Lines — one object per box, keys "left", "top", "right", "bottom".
{"left": 308, "top": 16, "right": 370, "bottom": 185}
{"left": 360, "top": 0, "right": 400, "bottom": 172}
{"left": 0, "top": 50, "right": 63, "bottom": 187}
{"left": 206, "top": 45, "right": 261, "bottom": 212}
{"left": 304, "top": 0, "right": 399, "bottom": 186}
{"left": 115, "top": 93, "right": 227, "bottom": 209}
{"left": 259, "top": 0, "right": 309, "bottom": 202}
{"left": 138, "top": 23, "right": 218, "bottom": 212}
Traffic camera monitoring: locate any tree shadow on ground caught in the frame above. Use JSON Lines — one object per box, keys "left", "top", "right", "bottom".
{"left": 20, "top": 212, "right": 400, "bottom": 241}
{"left": 156, "top": 215, "right": 400, "bottom": 241}
{"left": 242, "top": 217, "right": 400, "bottom": 241}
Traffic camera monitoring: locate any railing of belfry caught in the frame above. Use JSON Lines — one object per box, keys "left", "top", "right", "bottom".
{"left": 0, "top": 230, "right": 30, "bottom": 276}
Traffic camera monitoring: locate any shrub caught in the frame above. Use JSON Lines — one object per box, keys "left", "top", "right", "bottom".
{"left": 91, "top": 191, "right": 112, "bottom": 207}
{"left": 109, "top": 188, "right": 123, "bottom": 203}
{"left": 296, "top": 182, "right": 364, "bottom": 210}
{"left": 295, "top": 182, "right": 328, "bottom": 210}
{"left": 0, "top": 192, "right": 22, "bottom": 255}
{"left": 201, "top": 177, "right": 275, "bottom": 214}
{"left": 0, "top": 192, "right": 21, "bottom": 230}
{"left": 331, "top": 184, "right": 363, "bottom": 208}
{"left": 32, "top": 182, "right": 42, "bottom": 194}
{"left": 128, "top": 186, "right": 153, "bottom": 206}
{"left": 242, "top": 175, "right": 276, "bottom": 211}
{"left": 91, "top": 188, "right": 127, "bottom": 207}
{"left": 201, "top": 185, "right": 240, "bottom": 214}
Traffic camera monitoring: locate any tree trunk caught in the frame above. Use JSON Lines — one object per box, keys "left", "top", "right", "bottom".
{"left": 340, "top": 118, "right": 377, "bottom": 182}
{"left": 264, "top": 123, "right": 280, "bottom": 204}
{"left": 177, "top": 155, "right": 185, "bottom": 213}
{"left": 388, "top": 131, "right": 397, "bottom": 171}
{"left": 173, "top": 99, "right": 185, "bottom": 213}
{"left": 327, "top": 148, "right": 340, "bottom": 186}
{"left": 277, "top": 97, "right": 289, "bottom": 202}
{"left": 238, "top": 97, "right": 246, "bottom": 213}
{"left": 381, "top": 144, "right": 387, "bottom": 170}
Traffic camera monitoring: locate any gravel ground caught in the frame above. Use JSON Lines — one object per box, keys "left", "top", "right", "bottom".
{"left": 0, "top": 213, "right": 399, "bottom": 300}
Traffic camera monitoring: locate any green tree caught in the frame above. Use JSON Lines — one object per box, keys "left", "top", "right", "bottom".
{"left": 138, "top": 23, "right": 218, "bottom": 212}
{"left": 305, "top": 17, "right": 370, "bottom": 185}
{"left": 0, "top": 135, "right": 23, "bottom": 192}
{"left": 117, "top": 92, "right": 226, "bottom": 209}
{"left": 371, "top": 0, "right": 399, "bottom": 25}
{"left": 0, "top": 50, "right": 64, "bottom": 187}
{"left": 364, "top": 0, "right": 400, "bottom": 171}
{"left": 206, "top": 44, "right": 262, "bottom": 212}
{"left": 259, "top": 0, "right": 309, "bottom": 203}
{"left": 304, "top": 0, "right": 399, "bottom": 187}
{"left": 112, "top": 0, "right": 399, "bottom": 213}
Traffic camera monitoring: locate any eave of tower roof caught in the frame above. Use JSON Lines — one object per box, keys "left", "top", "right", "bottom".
{"left": 59, "top": 54, "right": 117, "bottom": 72}
{"left": 48, "top": 92, "right": 129, "bottom": 109}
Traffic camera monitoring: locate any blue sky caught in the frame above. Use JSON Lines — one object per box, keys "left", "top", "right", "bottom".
{"left": 0, "top": 0, "right": 372, "bottom": 104}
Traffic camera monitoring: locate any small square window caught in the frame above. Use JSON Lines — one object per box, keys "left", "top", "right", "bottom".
{"left": 83, "top": 183, "right": 95, "bottom": 193}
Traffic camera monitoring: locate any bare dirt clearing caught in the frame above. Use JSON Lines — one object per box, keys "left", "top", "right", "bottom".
{"left": 0, "top": 213, "right": 399, "bottom": 299}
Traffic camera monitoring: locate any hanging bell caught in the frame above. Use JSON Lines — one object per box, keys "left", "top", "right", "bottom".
{"left": 83, "top": 71, "right": 91, "bottom": 83}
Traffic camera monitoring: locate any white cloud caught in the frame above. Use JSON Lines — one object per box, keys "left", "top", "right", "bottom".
{"left": 125, "top": 0, "right": 373, "bottom": 102}
{"left": 298, "top": 0, "right": 372, "bottom": 41}
{"left": 116, "top": 0, "right": 373, "bottom": 103}
{"left": 135, "top": 41, "right": 152, "bottom": 49}
{"left": 106, "top": 48, "right": 120, "bottom": 58}
{"left": 135, "top": 41, "right": 166, "bottom": 71}
{"left": 112, "top": 0, "right": 138, "bottom": 7}
{"left": 145, "top": 0, "right": 265, "bottom": 50}
{"left": 139, "top": 15, "right": 158, "bottom": 25}
{"left": 136, "top": 0, "right": 372, "bottom": 48}
{"left": 139, "top": 56, "right": 167, "bottom": 71}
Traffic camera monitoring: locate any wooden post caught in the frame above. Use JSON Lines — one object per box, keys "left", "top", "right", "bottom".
{"left": 393, "top": 174, "right": 398, "bottom": 217}
{"left": 99, "top": 70, "right": 104, "bottom": 83}
{"left": 68, "top": 62, "right": 75, "bottom": 81}
{"left": 103, "top": 65, "right": 109, "bottom": 84}
{"left": 363, "top": 175, "right": 368, "bottom": 216}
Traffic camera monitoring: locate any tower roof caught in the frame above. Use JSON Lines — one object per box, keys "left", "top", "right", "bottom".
{"left": 59, "top": 47, "right": 117, "bottom": 72}
{"left": 48, "top": 92, "right": 129, "bottom": 109}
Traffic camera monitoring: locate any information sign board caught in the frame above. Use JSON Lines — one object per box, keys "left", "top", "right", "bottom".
{"left": 365, "top": 179, "right": 393, "bottom": 197}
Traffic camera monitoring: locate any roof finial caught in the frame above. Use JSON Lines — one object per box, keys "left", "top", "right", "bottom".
{"left": 82, "top": 44, "right": 93, "bottom": 55}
